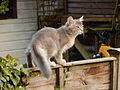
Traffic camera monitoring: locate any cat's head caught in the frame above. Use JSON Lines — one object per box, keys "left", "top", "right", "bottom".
{"left": 65, "top": 16, "right": 84, "bottom": 36}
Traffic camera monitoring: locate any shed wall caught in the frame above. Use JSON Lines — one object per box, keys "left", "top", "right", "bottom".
{"left": 0, "top": 0, "right": 37, "bottom": 64}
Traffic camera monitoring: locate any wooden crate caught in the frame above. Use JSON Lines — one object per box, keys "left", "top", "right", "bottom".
{"left": 26, "top": 57, "right": 117, "bottom": 90}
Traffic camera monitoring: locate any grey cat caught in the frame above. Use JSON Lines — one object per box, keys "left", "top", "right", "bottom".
{"left": 27, "top": 16, "right": 84, "bottom": 78}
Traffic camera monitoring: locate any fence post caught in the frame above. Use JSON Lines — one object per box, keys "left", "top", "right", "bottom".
{"left": 109, "top": 51, "right": 120, "bottom": 90}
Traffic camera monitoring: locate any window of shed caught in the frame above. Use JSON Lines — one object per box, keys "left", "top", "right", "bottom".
{"left": 0, "top": 0, "right": 17, "bottom": 20}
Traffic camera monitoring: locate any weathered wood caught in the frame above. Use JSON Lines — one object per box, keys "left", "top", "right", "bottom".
{"left": 0, "top": 23, "right": 37, "bottom": 33}
{"left": 18, "top": 10, "right": 37, "bottom": 18}
{"left": 112, "top": 60, "right": 118, "bottom": 90}
{"left": 62, "top": 0, "right": 115, "bottom": 23}
{"left": 0, "top": 40, "right": 30, "bottom": 52}
{"left": 68, "top": 0, "right": 115, "bottom": 2}
{"left": 0, "top": 18, "right": 37, "bottom": 25}
{"left": 26, "top": 57, "right": 117, "bottom": 90}
{"left": 68, "top": 8, "right": 114, "bottom": 15}
{"left": 0, "top": 0, "right": 37, "bottom": 64}
{"left": 17, "top": 1, "right": 37, "bottom": 10}
{"left": 0, "top": 49, "right": 26, "bottom": 59}
{"left": 59, "top": 67, "right": 64, "bottom": 90}
{"left": 69, "top": 2, "right": 115, "bottom": 9}
{"left": 109, "top": 51, "right": 120, "bottom": 90}
{"left": 0, "top": 31, "right": 36, "bottom": 42}
{"left": 64, "top": 62, "right": 110, "bottom": 90}
{"left": 26, "top": 71, "right": 56, "bottom": 90}
{"left": 74, "top": 38, "right": 92, "bottom": 59}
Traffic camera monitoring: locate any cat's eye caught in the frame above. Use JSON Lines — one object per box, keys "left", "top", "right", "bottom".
{"left": 77, "top": 26, "right": 79, "bottom": 28}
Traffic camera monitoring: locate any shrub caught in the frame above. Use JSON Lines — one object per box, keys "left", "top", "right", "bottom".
{"left": 0, "top": 54, "right": 28, "bottom": 90}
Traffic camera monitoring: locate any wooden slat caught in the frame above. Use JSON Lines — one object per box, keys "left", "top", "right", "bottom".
{"left": 68, "top": 8, "right": 114, "bottom": 15}
{"left": 68, "top": 0, "right": 115, "bottom": 3}
{"left": 27, "top": 57, "right": 117, "bottom": 90}
{"left": 64, "top": 62, "right": 110, "bottom": 89}
{"left": 0, "top": 23, "right": 37, "bottom": 33}
{"left": 74, "top": 38, "right": 92, "bottom": 59}
{"left": 0, "top": 49, "right": 26, "bottom": 59}
{"left": 68, "top": 2, "right": 115, "bottom": 9}
{"left": 0, "top": 0, "right": 37, "bottom": 65}
{"left": 17, "top": 1, "right": 37, "bottom": 10}
{"left": 26, "top": 71, "right": 56, "bottom": 90}
{"left": 28, "top": 57, "right": 117, "bottom": 71}
{"left": 0, "top": 31, "right": 35, "bottom": 42}
{"left": 18, "top": 10, "right": 37, "bottom": 18}
{"left": 0, "top": 18, "right": 37, "bottom": 25}
{"left": 0, "top": 40, "right": 30, "bottom": 52}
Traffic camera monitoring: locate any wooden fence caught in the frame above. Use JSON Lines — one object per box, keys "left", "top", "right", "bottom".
{"left": 26, "top": 57, "right": 117, "bottom": 90}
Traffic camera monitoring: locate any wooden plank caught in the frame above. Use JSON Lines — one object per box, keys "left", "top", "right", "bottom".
{"left": 68, "top": 2, "right": 115, "bottom": 9}
{"left": 74, "top": 38, "right": 92, "bottom": 59}
{"left": 110, "top": 60, "right": 118, "bottom": 90}
{"left": 0, "top": 40, "right": 30, "bottom": 52}
{"left": 26, "top": 70, "right": 56, "bottom": 90}
{"left": 0, "top": 18, "right": 37, "bottom": 25}
{"left": 117, "top": 54, "right": 120, "bottom": 90}
{"left": 0, "top": 23, "right": 37, "bottom": 33}
{"left": 61, "top": 15, "right": 113, "bottom": 23}
{"left": 64, "top": 62, "right": 110, "bottom": 89}
{"left": 0, "top": 31, "right": 35, "bottom": 42}
{"left": 17, "top": 1, "right": 37, "bottom": 10}
{"left": 62, "top": 15, "right": 113, "bottom": 18}
{"left": 0, "top": 49, "right": 26, "bottom": 58}
{"left": 27, "top": 57, "right": 117, "bottom": 89}
{"left": 68, "top": 8, "right": 114, "bottom": 15}
{"left": 28, "top": 57, "right": 117, "bottom": 71}
{"left": 18, "top": 10, "right": 37, "bottom": 18}
{"left": 59, "top": 67, "right": 64, "bottom": 90}
{"left": 108, "top": 51, "right": 120, "bottom": 90}
{"left": 17, "top": 0, "right": 34, "bottom": 2}
{"left": 68, "top": 0, "right": 115, "bottom": 3}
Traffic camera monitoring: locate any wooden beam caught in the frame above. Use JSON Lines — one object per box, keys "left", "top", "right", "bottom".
{"left": 28, "top": 57, "right": 117, "bottom": 71}
{"left": 74, "top": 38, "right": 92, "bottom": 59}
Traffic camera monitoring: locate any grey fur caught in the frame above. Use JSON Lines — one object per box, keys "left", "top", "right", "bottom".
{"left": 28, "top": 16, "right": 84, "bottom": 78}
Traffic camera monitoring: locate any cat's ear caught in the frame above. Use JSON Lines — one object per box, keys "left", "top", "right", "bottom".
{"left": 65, "top": 16, "right": 74, "bottom": 26}
{"left": 79, "top": 16, "right": 84, "bottom": 22}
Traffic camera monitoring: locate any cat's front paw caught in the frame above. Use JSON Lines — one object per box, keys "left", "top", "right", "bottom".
{"left": 50, "top": 61, "right": 56, "bottom": 67}
{"left": 57, "top": 59, "right": 66, "bottom": 66}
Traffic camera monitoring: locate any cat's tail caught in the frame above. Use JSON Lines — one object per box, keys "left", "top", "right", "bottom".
{"left": 31, "top": 44, "right": 52, "bottom": 79}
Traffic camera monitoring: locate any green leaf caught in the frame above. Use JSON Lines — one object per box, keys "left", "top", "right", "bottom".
{"left": 10, "top": 75, "right": 18, "bottom": 86}
{"left": 14, "top": 74, "right": 20, "bottom": 83}
{"left": 1, "top": 77, "right": 7, "bottom": 82}
{"left": 16, "top": 86, "right": 25, "bottom": 90}
{"left": 0, "top": 80, "right": 3, "bottom": 87}
{"left": 0, "top": 55, "right": 28, "bottom": 89}
{"left": 14, "top": 66, "right": 21, "bottom": 71}
{"left": 7, "top": 83, "right": 14, "bottom": 89}
{"left": 14, "top": 59, "right": 21, "bottom": 62}
{"left": 6, "top": 54, "right": 14, "bottom": 61}
{"left": 21, "top": 67, "right": 28, "bottom": 76}
{"left": 2, "top": 67, "right": 11, "bottom": 76}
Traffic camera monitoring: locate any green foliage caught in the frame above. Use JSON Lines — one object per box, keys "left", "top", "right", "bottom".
{"left": 0, "top": 54, "right": 28, "bottom": 90}
{"left": 54, "top": 85, "right": 60, "bottom": 90}
{"left": 39, "top": 16, "right": 48, "bottom": 28}
{"left": 0, "top": 0, "right": 9, "bottom": 14}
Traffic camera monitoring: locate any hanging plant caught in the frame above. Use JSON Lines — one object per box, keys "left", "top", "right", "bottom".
{"left": 0, "top": 0, "right": 9, "bottom": 14}
{"left": 0, "top": 54, "right": 28, "bottom": 90}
